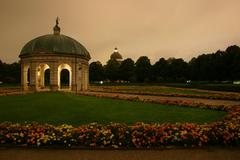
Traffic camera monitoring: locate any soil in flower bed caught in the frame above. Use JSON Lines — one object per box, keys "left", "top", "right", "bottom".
{"left": 0, "top": 92, "right": 226, "bottom": 126}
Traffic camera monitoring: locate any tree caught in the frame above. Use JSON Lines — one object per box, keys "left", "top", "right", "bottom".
{"left": 119, "top": 58, "right": 135, "bottom": 82}
{"left": 0, "top": 60, "right": 21, "bottom": 84}
{"left": 211, "top": 50, "right": 226, "bottom": 81}
{"left": 225, "top": 45, "right": 240, "bottom": 80}
{"left": 188, "top": 54, "right": 213, "bottom": 81}
{"left": 166, "top": 58, "right": 188, "bottom": 82}
{"left": 9, "top": 62, "right": 21, "bottom": 83}
{"left": 0, "top": 60, "right": 3, "bottom": 82}
{"left": 105, "top": 59, "right": 120, "bottom": 81}
{"left": 89, "top": 61, "right": 105, "bottom": 82}
{"left": 153, "top": 58, "right": 168, "bottom": 82}
{"left": 188, "top": 48, "right": 236, "bottom": 81}
{"left": 135, "top": 56, "right": 152, "bottom": 82}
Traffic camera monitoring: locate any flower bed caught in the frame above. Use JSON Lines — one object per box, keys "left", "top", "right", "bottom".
{"left": 0, "top": 99, "right": 239, "bottom": 148}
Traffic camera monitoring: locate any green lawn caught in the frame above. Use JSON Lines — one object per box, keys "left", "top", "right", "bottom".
{"left": 119, "top": 87, "right": 209, "bottom": 95}
{"left": 0, "top": 92, "right": 226, "bottom": 126}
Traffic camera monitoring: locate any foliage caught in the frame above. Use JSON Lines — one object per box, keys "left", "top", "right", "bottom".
{"left": 152, "top": 58, "right": 168, "bottom": 82}
{"left": 0, "top": 60, "right": 20, "bottom": 84}
{"left": 153, "top": 58, "right": 188, "bottom": 82}
{"left": 135, "top": 56, "right": 152, "bottom": 82}
{"left": 89, "top": 61, "right": 105, "bottom": 82}
{"left": 88, "top": 45, "right": 240, "bottom": 83}
{"left": 189, "top": 45, "right": 240, "bottom": 81}
{"left": 119, "top": 58, "right": 135, "bottom": 82}
{"left": 105, "top": 59, "right": 120, "bottom": 81}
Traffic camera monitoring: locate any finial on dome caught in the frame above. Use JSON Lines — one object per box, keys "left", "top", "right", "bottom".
{"left": 53, "top": 17, "right": 61, "bottom": 35}
{"left": 110, "top": 47, "right": 122, "bottom": 60}
{"left": 56, "top": 17, "right": 59, "bottom": 25}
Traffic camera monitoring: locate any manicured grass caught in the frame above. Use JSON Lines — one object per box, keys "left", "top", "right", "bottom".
{"left": 92, "top": 82, "right": 240, "bottom": 92}
{"left": 118, "top": 86, "right": 209, "bottom": 95}
{"left": 0, "top": 92, "right": 226, "bottom": 126}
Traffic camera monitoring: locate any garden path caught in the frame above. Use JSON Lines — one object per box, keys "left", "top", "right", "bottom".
{"left": 0, "top": 147, "right": 239, "bottom": 160}
{"left": 86, "top": 91, "right": 240, "bottom": 106}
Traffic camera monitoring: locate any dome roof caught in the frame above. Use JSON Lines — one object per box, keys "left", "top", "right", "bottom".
{"left": 110, "top": 48, "right": 122, "bottom": 60}
{"left": 20, "top": 34, "right": 90, "bottom": 59}
{"left": 19, "top": 19, "right": 90, "bottom": 60}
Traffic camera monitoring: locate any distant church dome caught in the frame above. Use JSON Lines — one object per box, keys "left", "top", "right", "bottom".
{"left": 110, "top": 48, "right": 123, "bottom": 60}
{"left": 19, "top": 18, "right": 90, "bottom": 60}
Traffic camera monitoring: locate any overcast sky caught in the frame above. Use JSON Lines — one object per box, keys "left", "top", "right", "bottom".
{"left": 1, "top": 0, "right": 240, "bottom": 64}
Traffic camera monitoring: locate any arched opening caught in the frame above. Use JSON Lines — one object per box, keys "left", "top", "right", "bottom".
{"left": 27, "top": 68, "right": 30, "bottom": 86}
{"left": 60, "top": 69, "right": 70, "bottom": 88}
{"left": 36, "top": 64, "right": 50, "bottom": 90}
{"left": 58, "top": 64, "right": 72, "bottom": 90}
{"left": 44, "top": 69, "right": 50, "bottom": 86}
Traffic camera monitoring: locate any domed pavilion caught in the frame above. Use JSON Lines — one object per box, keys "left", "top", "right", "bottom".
{"left": 19, "top": 18, "right": 91, "bottom": 92}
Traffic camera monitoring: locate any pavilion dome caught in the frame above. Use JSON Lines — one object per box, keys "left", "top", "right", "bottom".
{"left": 19, "top": 19, "right": 90, "bottom": 60}
{"left": 110, "top": 48, "right": 122, "bottom": 60}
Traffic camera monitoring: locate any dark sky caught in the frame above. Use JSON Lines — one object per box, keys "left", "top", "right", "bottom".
{"left": 1, "top": 0, "right": 240, "bottom": 64}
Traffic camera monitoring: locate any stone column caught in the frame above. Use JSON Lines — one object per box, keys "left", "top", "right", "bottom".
{"left": 81, "top": 65, "right": 88, "bottom": 91}
{"left": 77, "top": 63, "right": 83, "bottom": 92}
{"left": 50, "top": 62, "right": 58, "bottom": 91}
{"left": 21, "top": 62, "right": 28, "bottom": 91}
{"left": 86, "top": 65, "right": 89, "bottom": 90}
{"left": 40, "top": 66, "right": 44, "bottom": 87}
{"left": 71, "top": 62, "right": 77, "bottom": 92}
{"left": 29, "top": 62, "right": 37, "bottom": 92}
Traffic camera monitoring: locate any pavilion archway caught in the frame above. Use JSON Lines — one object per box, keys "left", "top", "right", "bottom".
{"left": 36, "top": 63, "right": 50, "bottom": 90}
{"left": 58, "top": 64, "right": 72, "bottom": 90}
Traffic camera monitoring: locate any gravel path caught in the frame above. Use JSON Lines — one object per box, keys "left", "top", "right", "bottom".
{"left": 86, "top": 91, "right": 240, "bottom": 106}
{"left": 0, "top": 147, "right": 240, "bottom": 160}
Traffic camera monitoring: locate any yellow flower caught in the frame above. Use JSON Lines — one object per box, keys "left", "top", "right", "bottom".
{"left": 112, "top": 145, "right": 118, "bottom": 148}
{"left": 20, "top": 133, "right": 24, "bottom": 137}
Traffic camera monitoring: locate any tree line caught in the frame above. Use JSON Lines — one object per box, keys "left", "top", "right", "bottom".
{"left": 90, "top": 45, "right": 240, "bottom": 83}
{"left": 0, "top": 60, "right": 20, "bottom": 84}
{"left": 0, "top": 45, "right": 240, "bottom": 84}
